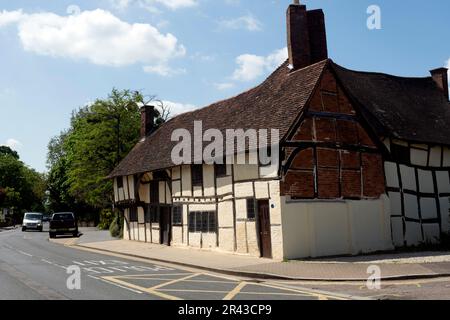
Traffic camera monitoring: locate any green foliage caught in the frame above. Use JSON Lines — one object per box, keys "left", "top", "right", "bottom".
{"left": 0, "top": 151, "right": 46, "bottom": 214}
{"left": 98, "top": 208, "right": 115, "bottom": 230}
{"left": 109, "top": 213, "right": 123, "bottom": 238}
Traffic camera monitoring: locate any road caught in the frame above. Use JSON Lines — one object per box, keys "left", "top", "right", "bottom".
{"left": 2, "top": 226, "right": 449, "bottom": 300}
{"left": 0, "top": 226, "right": 348, "bottom": 300}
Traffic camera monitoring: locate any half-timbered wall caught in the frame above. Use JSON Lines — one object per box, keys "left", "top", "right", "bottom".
{"left": 117, "top": 160, "right": 284, "bottom": 259}
{"left": 384, "top": 139, "right": 450, "bottom": 246}
{"left": 279, "top": 67, "right": 393, "bottom": 258}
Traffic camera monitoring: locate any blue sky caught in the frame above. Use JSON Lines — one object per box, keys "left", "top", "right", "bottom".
{"left": 0, "top": 0, "right": 449, "bottom": 172}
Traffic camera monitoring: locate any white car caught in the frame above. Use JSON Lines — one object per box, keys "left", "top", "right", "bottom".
{"left": 22, "top": 213, "right": 44, "bottom": 232}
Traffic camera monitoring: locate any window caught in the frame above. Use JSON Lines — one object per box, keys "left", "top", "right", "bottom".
{"left": 246, "top": 198, "right": 256, "bottom": 220}
{"left": 150, "top": 181, "right": 159, "bottom": 204}
{"left": 391, "top": 143, "right": 411, "bottom": 164}
{"left": 188, "top": 211, "right": 217, "bottom": 233}
{"left": 172, "top": 206, "right": 183, "bottom": 226}
{"left": 191, "top": 165, "right": 203, "bottom": 187}
{"left": 129, "top": 207, "right": 138, "bottom": 222}
{"left": 215, "top": 164, "right": 227, "bottom": 178}
{"left": 117, "top": 177, "right": 123, "bottom": 189}
{"left": 145, "top": 205, "right": 159, "bottom": 223}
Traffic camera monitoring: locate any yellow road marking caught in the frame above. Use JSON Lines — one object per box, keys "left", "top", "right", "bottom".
{"left": 223, "top": 281, "right": 247, "bottom": 300}
{"left": 256, "top": 282, "right": 347, "bottom": 300}
{"left": 102, "top": 275, "right": 181, "bottom": 300}
{"left": 150, "top": 273, "right": 200, "bottom": 290}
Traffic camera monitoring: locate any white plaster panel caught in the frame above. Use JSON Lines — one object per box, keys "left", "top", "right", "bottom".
{"left": 384, "top": 162, "right": 399, "bottom": 188}
{"left": 234, "top": 182, "right": 254, "bottom": 198}
{"left": 139, "top": 183, "right": 150, "bottom": 203}
{"left": 311, "top": 203, "right": 350, "bottom": 257}
{"left": 203, "top": 165, "right": 215, "bottom": 197}
{"left": 166, "top": 183, "right": 172, "bottom": 204}
{"left": 128, "top": 176, "right": 135, "bottom": 200}
{"left": 236, "top": 221, "right": 248, "bottom": 253}
{"left": 418, "top": 169, "right": 434, "bottom": 194}
{"left": 123, "top": 209, "right": 129, "bottom": 240}
{"left": 172, "top": 226, "right": 183, "bottom": 245}
{"left": 443, "top": 148, "right": 450, "bottom": 167}
{"left": 189, "top": 203, "right": 216, "bottom": 212}
{"left": 423, "top": 224, "right": 441, "bottom": 244}
{"left": 436, "top": 171, "right": 450, "bottom": 194}
{"left": 158, "top": 182, "right": 165, "bottom": 204}
{"left": 440, "top": 197, "right": 450, "bottom": 233}
{"left": 138, "top": 207, "right": 145, "bottom": 224}
{"left": 235, "top": 199, "right": 247, "bottom": 220}
{"left": 216, "top": 176, "right": 233, "bottom": 196}
{"left": 202, "top": 232, "right": 217, "bottom": 249}
{"left": 114, "top": 178, "right": 118, "bottom": 202}
{"left": 388, "top": 191, "right": 402, "bottom": 216}
{"left": 218, "top": 201, "right": 234, "bottom": 228}
{"left": 404, "top": 194, "right": 419, "bottom": 220}
{"left": 254, "top": 181, "right": 269, "bottom": 199}
{"left": 181, "top": 165, "right": 192, "bottom": 197}
{"left": 218, "top": 229, "right": 234, "bottom": 252}
{"left": 172, "top": 181, "right": 181, "bottom": 197}
{"left": 429, "top": 147, "right": 442, "bottom": 167}
{"left": 193, "top": 186, "right": 202, "bottom": 197}
{"left": 400, "top": 165, "right": 416, "bottom": 191}
{"left": 122, "top": 176, "right": 129, "bottom": 200}
{"left": 350, "top": 199, "right": 391, "bottom": 253}
{"left": 270, "top": 225, "right": 284, "bottom": 260}
{"left": 234, "top": 164, "right": 259, "bottom": 181}
{"left": 391, "top": 217, "right": 404, "bottom": 247}
{"left": 172, "top": 166, "right": 181, "bottom": 180}
{"left": 138, "top": 225, "right": 145, "bottom": 242}
{"left": 188, "top": 232, "right": 201, "bottom": 248}
{"left": 420, "top": 197, "right": 438, "bottom": 220}
{"left": 405, "top": 221, "right": 422, "bottom": 246}
{"left": 410, "top": 148, "right": 428, "bottom": 167}
{"left": 246, "top": 221, "right": 259, "bottom": 256}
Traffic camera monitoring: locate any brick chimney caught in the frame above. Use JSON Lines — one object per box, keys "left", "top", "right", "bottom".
{"left": 287, "top": 1, "right": 328, "bottom": 70}
{"left": 140, "top": 105, "right": 156, "bottom": 139}
{"left": 430, "top": 67, "right": 449, "bottom": 101}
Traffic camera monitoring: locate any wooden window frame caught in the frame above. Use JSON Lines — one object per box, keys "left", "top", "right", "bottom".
{"left": 246, "top": 198, "right": 256, "bottom": 220}
{"left": 172, "top": 205, "right": 183, "bottom": 226}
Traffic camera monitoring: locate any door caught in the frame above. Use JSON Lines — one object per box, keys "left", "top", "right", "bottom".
{"left": 257, "top": 200, "right": 272, "bottom": 258}
{"left": 159, "top": 207, "right": 171, "bottom": 246}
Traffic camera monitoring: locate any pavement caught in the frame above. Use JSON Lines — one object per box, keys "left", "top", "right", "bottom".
{"left": 50, "top": 229, "right": 450, "bottom": 282}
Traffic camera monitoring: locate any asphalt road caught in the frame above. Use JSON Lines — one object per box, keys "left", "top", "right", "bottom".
{"left": 0, "top": 225, "right": 348, "bottom": 300}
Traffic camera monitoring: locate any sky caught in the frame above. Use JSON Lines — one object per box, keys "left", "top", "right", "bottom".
{"left": 0, "top": 0, "right": 449, "bottom": 173}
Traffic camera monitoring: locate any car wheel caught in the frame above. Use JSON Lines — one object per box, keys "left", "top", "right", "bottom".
{"left": 73, "top": 232, "right": 78, "bottom": 237}
{"left": 22, "top": 227, "right": 26, "bottom": 232}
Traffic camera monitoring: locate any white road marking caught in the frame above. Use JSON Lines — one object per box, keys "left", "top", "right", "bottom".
{"left": 17, "top": 250, "right": 33, "bottom": 257}
{"left": 87, "top": 275, "right": 143, "bottom": 294}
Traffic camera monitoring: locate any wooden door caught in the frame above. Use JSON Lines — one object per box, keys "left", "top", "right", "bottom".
{"left": 159, "top": 207, "right": 171, "bottom": 246}
{"left": 257, "top": 200, "right": 272, "bottom": 258}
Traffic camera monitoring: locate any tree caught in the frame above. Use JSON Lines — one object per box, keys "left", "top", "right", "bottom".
{"left": 46, "top": 88, "right": 168, "bottom": 220}
{"left": 0, "top": 146, "right": 19, "bottom": 159}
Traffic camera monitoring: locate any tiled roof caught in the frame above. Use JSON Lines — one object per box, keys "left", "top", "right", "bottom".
{"left": 108, "top": 60, "right": 328, "bottom": 177}
{"left": 332, "top": 62, "right": 450, "bottom": 146}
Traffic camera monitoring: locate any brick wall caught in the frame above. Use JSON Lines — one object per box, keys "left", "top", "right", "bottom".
{"left": 281, "top": 68, "right": 385, "bottom": 199}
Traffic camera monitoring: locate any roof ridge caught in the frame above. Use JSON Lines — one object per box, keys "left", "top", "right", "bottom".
{"left": 331, "top": 61, "right": 433, "bottom": 81}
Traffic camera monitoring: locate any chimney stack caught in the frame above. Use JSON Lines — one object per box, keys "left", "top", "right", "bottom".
{"left": 430, "top": 67, "right": 449, "bottom": 101}
{"left": 140, "top": 105, "right": 156, "bottom": 139}
{"left": 286, "top": 1, "right": 328, "bottom": 70}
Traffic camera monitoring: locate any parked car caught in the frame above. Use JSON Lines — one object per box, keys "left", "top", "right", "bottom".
{"left": 49, "top": 212, "right": 78, "bottom": 238}
{"left": 22, "top": 213, "right": 44, "bottom": 232}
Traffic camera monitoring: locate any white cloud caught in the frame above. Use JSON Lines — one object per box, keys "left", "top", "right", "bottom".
{"left": 0, "top": 9, "right": 186, "bottom": 75}
{"left": 218, "top": 14, "right": 262, "bottom": 32}
{"left": 0, "top": 9, "right": 24, "bottom": 27}
{"left": 214, "top": 82, "right": 235, "bottom": 91}
{"left": 162, "top": 100, "right": 197, "bottom": 116}
{"left": 232, "top": 47, "right": 287, "bottom": 82}
{"left": 2, "top": 138, "right": 22, "bottom": 150}
{"left": 143, "top": 65, "right": 186, "bottom": 77}
{"left": 109, "top": 0, "right": 133, "bottom": 10}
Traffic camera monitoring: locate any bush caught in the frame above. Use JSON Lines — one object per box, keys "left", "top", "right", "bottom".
{"left": 98, "top": 209, "right": 114, "bottom": 230}
{"left": 109, "top": 213, "right": 123, "bottom": 238}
